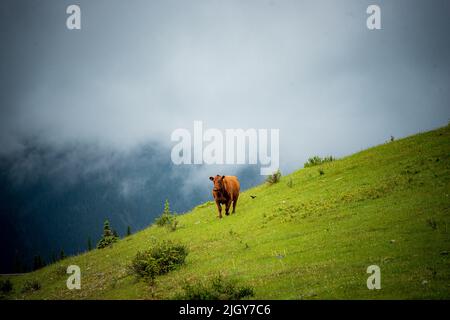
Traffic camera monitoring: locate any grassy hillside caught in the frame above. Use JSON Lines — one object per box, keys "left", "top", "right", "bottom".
{"left": 1, "top": 125, "right": 450, "bottom": 300}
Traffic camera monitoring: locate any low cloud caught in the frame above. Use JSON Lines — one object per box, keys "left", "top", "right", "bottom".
{"left": 1, "top": 0, "right": 449, "bottom": 176}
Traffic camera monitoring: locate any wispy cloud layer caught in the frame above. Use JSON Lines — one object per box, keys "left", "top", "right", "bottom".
{"left": 1, "top": 0, "right": 449, "bottom": 173}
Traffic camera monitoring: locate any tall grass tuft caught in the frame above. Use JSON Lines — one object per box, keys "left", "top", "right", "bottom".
{"left": 266, "top": 170, "right": 282, "bottom": 185}
{"left": 304, "top": 156, "right": 335, "bottom": 168}
{"left": 175, "top": 274, "right": 254, "bottom": 300}
{"left": 21, "top": 280, "right": 41, "bottom": 293}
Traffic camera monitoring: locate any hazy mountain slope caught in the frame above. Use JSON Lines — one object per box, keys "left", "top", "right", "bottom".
{"left": 2, "top": 125, "right": 449, "bottom": 299}
{"left": 0, "top": 141, "right": 263, "bottom": 272}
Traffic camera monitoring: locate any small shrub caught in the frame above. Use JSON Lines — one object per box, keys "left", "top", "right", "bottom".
{"left": 129, "top": 241, "right": 188, "bottom": 281}
{"left": 304, "top": 155, "right": 334, "bottom": 168}
{"left": 175, "top": 275, "right": 254, "bottom": 300}
{"left": 266, "top": 170, "right": 281, "bottom": 185}
{"left": 97, "top": 236, "right": 117, "bottom": 249}
{"left": 0, "top": 279, "right": 13, "bottom": 294}
{"left": 155, "top": 199, "right": 175, "bottom": 227}
{"left": 287, "top": 178, "right": 293, "bottom": 188}
{"left": 318, "top": 168, "right": 325, "bottom": 175}
{"left": 97, "top": 220, "right": 119, "bottom": 249}
{"left": 304, "top": 156, "right": 321, "bottom": 167}
{"left": 155, "top": 200, "right": 179, "bottom": 231}
{"left": 169, "top": 219, "right": 179, "bottom": 232}
{"left": 21, "top": 280, "right": 41, "bottom": 293}
{"left": 155, "top": 214, "right": 172, "bottom": 227}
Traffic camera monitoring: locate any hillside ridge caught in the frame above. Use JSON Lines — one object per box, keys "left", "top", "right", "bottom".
{"left": 1, "top": 125, "right": 449, "bottom": 300}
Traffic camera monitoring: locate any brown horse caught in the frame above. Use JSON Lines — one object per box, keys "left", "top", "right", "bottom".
{"left": 209, "top": 175, "right": 240, "bottom": 218}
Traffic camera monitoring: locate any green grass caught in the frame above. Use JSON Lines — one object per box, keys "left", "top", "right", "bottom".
{"left": 1, "top": 125, "right": 450, "bottom": 300}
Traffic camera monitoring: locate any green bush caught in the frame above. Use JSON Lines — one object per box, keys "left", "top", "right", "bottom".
{"left": 0, "top": 279, "right": 13, "bottom": 294}
{"left": 21, "top": 280, "right": 41, "bottom": 293}
{"left": 155, "top": 214, "right": 172, "bottom": 227}
{"left": 129, "top": 241, "right": 188, "bottom": 281}
{"left": 169, "top": 219, "right": 179, "bottom": 232}
{"left": 287, "top": 178, "right": 293, "bottom": 188}
{"left": 97, "top": 220, "right": 119, "bottom": 249}
{"left": 97, "top": 236, "right": 118, "bottom": 249}
{"left": 155, "top": 200, "right": 178, "bottom": 231}
{"left": 304, "top": 155, "right": 334, "bottom": 168}
{"left": 175, "top": 275, "right": 254, "bottom": 300}
{"left": 266, "top": 170, "right": 282, "bottom": 185}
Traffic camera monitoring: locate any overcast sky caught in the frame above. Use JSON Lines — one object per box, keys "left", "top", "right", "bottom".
{"left": 1, "top": 0, "right": 449, "bottom": 174}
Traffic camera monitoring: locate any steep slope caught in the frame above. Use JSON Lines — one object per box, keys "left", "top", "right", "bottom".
{"left": 0, "top": 142, "right": 264, "bottom": 273}
{"left": 2, "top": 125, "right": 450, "bottom": 299}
